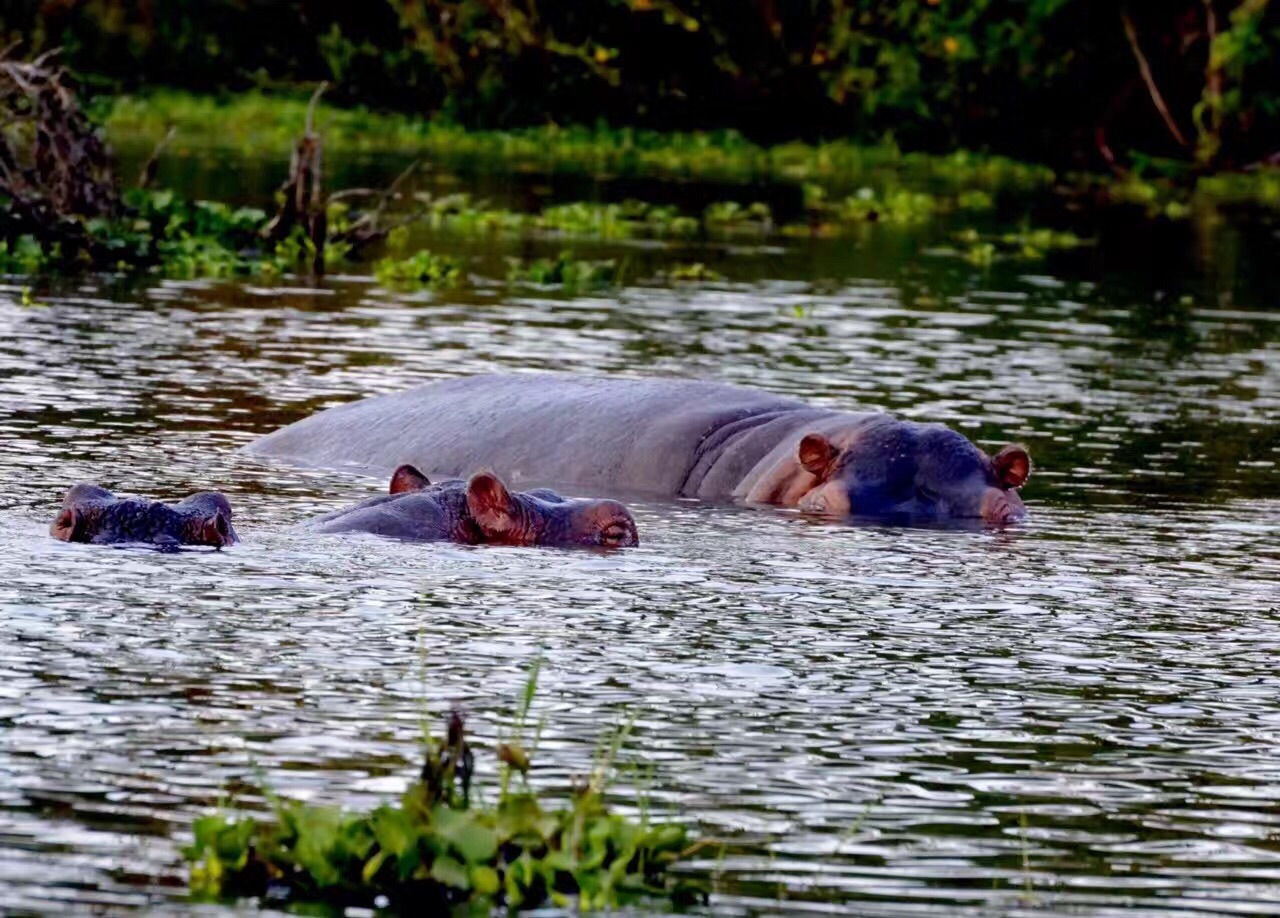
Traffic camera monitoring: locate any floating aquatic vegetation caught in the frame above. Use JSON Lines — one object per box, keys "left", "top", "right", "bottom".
{"left": 1195, "top": 168, "right": 1280, "bottom": 210}
{"left": 539, "top": 201, "right": 638, "bottom": 239}
{"left": 507, "top": 251, "right": 619, "bottom": 293}
{"left": 949, "top": 226, "right": 1089, "bottom": 266}
{"left": 666, "top": 262, "right": 724, "bottom": 283}
{"left": 185, "top": 667, "right": 703, "bottom": 912}
{"left": 703, "top": 201, "right": 773, "bottom": 235}
{"left": 374, "top": 249, "right": 465, "bottom": 288}
{"left": 837, "top": 187, "right": 939, "bottom": 224}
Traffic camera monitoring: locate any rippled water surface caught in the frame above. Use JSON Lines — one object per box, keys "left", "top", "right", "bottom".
{"left": 0, "top": 161, "right": 1278, "bottom": 916}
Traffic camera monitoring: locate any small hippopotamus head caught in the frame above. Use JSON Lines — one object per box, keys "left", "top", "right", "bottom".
{"left": 51, "top": 484, "right": 239, "bottom": 548}
{"left": 391, "top": 465, "right": 639, "bottom": 548}
{"left": 790, "top": 421, "right": 1031, "bottom": 524}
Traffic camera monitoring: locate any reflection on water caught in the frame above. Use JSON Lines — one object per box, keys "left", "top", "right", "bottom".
{"left": 0, "top": 166, "right": 1277, "bottom": 914}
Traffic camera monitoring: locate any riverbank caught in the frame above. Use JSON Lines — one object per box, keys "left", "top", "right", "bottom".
{"left": 98, "top": 91, "right": 1280, "bottom": 215}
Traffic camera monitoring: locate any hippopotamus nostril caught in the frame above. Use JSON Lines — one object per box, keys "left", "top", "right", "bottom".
{"left": 980, "top": 488, "right": 1026, "bottom": 525}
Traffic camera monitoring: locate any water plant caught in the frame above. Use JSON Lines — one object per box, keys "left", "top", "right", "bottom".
{"left": 949, "top": 225, "right": 1089, "bottom": 267}
{"left": 185, "top": 668, "right": 702, "bottom": 912}
{"left": 703, "top": 201, "right": 773, "bottom": 235}
{"left": 374, "top": 249, "right": 465, "bottom": 288}
{"left": 506, "top": 251, "right": 619, "bottom": 293}
{"left": 667, "top": 262, "right": 724, "bottom": 283}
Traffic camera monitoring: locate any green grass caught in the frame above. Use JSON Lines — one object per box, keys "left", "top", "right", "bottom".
{"left": 185, "top": 666, "right": 704, "bottom": 912}
{"left": 98, "top": 89, "right": 1058, "bottom": 193}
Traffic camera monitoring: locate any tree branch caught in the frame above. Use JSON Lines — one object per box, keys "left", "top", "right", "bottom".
{"left": 1121, "top": 8, "right": 1190, "bottom": 149}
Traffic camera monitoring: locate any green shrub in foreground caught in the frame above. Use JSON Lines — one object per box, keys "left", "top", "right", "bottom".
{"left": 186, "top": 675, "right": 703, "bottom": 912}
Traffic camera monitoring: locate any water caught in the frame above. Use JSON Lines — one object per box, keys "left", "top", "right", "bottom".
{"left": 0, "top": 155, "right": 1278, "bottom": 915}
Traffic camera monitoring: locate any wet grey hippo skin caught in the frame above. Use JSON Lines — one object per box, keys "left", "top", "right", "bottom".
{"left": 248, "top": 374, "right": 1031, "bottom": 523}
{"left": 311, "top": 465, "right": 639, "bottom": 548}
{"left": 51, "top": 484, "right": 238, "bottom": 548}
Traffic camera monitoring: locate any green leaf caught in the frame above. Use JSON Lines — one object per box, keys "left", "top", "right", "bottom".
{"left": 431, "top": 807, "right": 499, "bottom": 863}
{"left": 470, "top": 864, "right": 501, "bottom": 897}
{"left": 361, "top": 849, "right": 389, "bottom": 885}
{"left": 429, "top": 854, "right": 470, "bottom": 890}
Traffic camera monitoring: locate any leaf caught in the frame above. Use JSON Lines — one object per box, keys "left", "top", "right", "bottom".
{"left": 371, "top": 806, "right": 415, "bottom": 859}
{"left": 470, "top": 864, "right": 501, "bottom": 897}
{"left": 431, "top": 806, "right": 499, "bottom": 864}
{"left": 288, "top": 807, "right": 346, "bottom": 886}
{"left": 429, "top": 854, "right": 470, "bottom": 890}
{"left": 361, "top": 849, "right": 389, "bottom": 885}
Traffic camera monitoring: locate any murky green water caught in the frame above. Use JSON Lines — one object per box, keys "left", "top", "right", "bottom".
{"left": 0, "top": 153, "right": 1278, "bottom": 915}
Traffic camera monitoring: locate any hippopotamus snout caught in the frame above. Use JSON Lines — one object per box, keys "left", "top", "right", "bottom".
{"left": 52, "top": 484, "right": 238, "bottom": 548}
{"left": 980, "top": 487, "right": 1027, "bottom": 524}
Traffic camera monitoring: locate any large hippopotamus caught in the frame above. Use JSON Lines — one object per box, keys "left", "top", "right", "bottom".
{"left": 51, "top": 484, "right": 239, "bottom": 548}
{"left": 312, "top": 464, "right": 639, "bottom": 547}
{"left": 247, "top": 374, "right": 1031, "bottom": 524}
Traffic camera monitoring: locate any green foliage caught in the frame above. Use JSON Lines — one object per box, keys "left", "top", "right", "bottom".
{"left": 374, "top": 249, "right": 465, "bottom": 288}
{"left": 507, "top": 251, "right": 619, "bottom": 293}
{"left": 10, "top": 1, "right": 1280, "bottom": 169}
{"left": 667, "top": 262, "right": 724, "bottom": 283}
{"left": 0, "top": 187, "right": 322, "bottom": 278}
{"left": 0, "top": 234, "right": 44, "bottom": 274}
{"left": 783, "top": 182, "right": 1002, "bottom": 237}
{"left": 949, "top": 225, "right": 1088, "bottom": 266}
{"left": 99, "top": 92, "right": 1060, "bottom": 195}
{"left": 185, "top": 695, "right": 701, "bottom": 912}
{"left": 703, "top": 201, "right": 773, "bottom": 235}
{"left": 1197, "top": 167, "right": 1280, "bottom": 208}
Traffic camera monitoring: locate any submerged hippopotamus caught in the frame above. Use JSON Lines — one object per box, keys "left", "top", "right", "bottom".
{"left": 311, "top": 464, "right": 640, "bottom": 548}
{"left": 51, "top": 484, "right": 239, "bottom": 548}
{"left": 247, "top": 375, "right": 1032, "bottom": 524}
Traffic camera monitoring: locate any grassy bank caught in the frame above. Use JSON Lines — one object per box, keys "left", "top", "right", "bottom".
{"left": 99, "top": 90, "right": 1056, "bottom": 194}
{"left": 98, "top": 91, "right": 1280, "bottom": 216}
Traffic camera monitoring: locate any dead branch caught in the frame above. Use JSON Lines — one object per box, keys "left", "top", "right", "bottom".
{"left": 262, "top": 82, "right": 328, "bottom": 274}
{"left": 137, "top": 126, "right": 176, "bottom": 189}
{"left": 0, "top": 45, "right": 122, "bottom": 265}
{"left": 1121, "top": 8, "right": 1190, "bottom": 149}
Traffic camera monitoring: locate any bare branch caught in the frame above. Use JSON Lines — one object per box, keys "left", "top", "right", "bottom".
{"left": 1121, "top": 8, "right": 1190, "bottom": 149}
{"left": 137, "top": 126, "right": 177, "bottom": 189}
{"left": 305, "top": 81, "right": 328, "bottom": 136}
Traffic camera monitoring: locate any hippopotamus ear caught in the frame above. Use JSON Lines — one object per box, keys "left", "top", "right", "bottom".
{"left": 390, "top": 464, "right": 432, "bottom": 494}
{"left": 200, "top": 510, "right": 237, "bottom": 548}
{"left": 993, "top": 445, "right": 1032, "bottom": 490}
{"left": 797, "top": 433, "right": 838, "bottom": 477}
{"left": 50, "top": 507, "right": 80, "bottom": 542}
{"left": 466, "top": 471, "right": 518, "bottom": 537}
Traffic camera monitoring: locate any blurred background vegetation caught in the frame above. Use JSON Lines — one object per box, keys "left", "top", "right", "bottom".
{"left": 2, "top": 0, "right": 1277, "bottom": 174}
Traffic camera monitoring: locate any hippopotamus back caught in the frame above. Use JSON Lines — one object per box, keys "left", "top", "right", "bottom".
{"left": 249, "top": 374, "right": 833, "bottom": 496}
{"left": 247, "top": 374, "right": 1031, "bottom": 523}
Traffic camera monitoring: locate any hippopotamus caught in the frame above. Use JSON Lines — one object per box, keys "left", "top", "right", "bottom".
{"left": 51, "top": 484, "right": 239, "bottom": 548}
{"left": 311, "top": 464, "right": 640, "bottom": 548}
{"left": 247, "top": 374, "right": 1031, "bottom": 524}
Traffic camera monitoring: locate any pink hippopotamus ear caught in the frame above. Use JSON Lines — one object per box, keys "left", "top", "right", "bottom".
{"left": 465, "top": 471, "right": 520, "bottom": 539}
{"left": 390, "top": 464, "right": 432, "bottom": 494}
{"left": 50, "top": 506, "right": 80, "bottom": 541}
{"left": 797, "top": 433, "right": 839, "bottom": 477}
{"left": 199, "top": 509, "right": 237, "bottom": 547}
{"left": 993, "top": 445, "right": 1032, "bottom": 490}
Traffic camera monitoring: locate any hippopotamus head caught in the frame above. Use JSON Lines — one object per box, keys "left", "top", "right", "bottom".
{"left": 51, "top": 484, "right": 239, "bottom": 548}
{"left": 788, "top": 420, "right": 1031, "bottom": 524}
{"left": 389, "top": 465, "right": 639, "bottom": 548}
